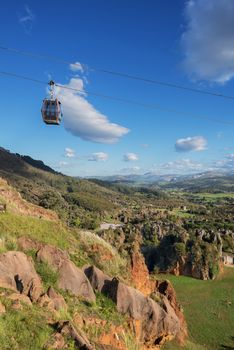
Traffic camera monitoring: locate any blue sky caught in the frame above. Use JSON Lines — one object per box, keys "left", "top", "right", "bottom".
{"left": 0, "top": 0, "right": 234, "bottom": 176}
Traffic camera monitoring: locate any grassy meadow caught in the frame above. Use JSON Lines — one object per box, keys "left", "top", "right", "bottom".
{"left": 162, "top": 267, "right": 234, "bottom": 350}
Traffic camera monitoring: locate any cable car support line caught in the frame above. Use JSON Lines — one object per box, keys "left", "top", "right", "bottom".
{"left": 0, "top": 70, "right": 234, "bottom": 126}
{"left": 1, "top": 44, "right": 234, "bottom": 101}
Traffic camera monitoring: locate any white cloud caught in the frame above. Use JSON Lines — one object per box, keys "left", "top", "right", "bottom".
{"left": 214, "top": 153, "right": 234, "bottom": 169}
{"left": 65, "top": 148, "right": 75, "bottom": 158}
{"left": 152, "top": 158, "right": 205, "bottom": 174}
{"left": 123, "top": 153, "right": 139, "bottom": 161}
{"left": 175, "top": 136, "right": 207, "bottom": 152}
{"left": 55, "top": 78, "right": 129, "bottom": 143}
{"left": 18, "top": 5, "right": 34, "bottom": 34}
{"left": 88, "top": 152, "right": 108, "bottom": 162}
{"left": 69, "top": 62, "right": 84, "bottom": 73}
{"left": 182, "top": 0, "right": 234, "bottom": 83}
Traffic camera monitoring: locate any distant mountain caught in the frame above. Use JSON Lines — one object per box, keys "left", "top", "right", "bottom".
{"left": 91, "top": 170, "right": 234, "bottom": 193}
{"left": 161, "top": 171, "right": 234, "bottom": 192}
{"left": 90, "top": 173, "right": 187, "bottom": 184}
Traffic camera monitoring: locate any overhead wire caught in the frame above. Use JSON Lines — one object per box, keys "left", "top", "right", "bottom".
{"left": 1, "top": 44, "right": 234, "bottom": 101}
{"left": 0, "top": 69, "right": 234, "bottom": 126}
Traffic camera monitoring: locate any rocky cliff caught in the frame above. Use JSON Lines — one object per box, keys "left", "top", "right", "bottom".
{"left": 0, "top": 178, "right": 186, "bottom": 349}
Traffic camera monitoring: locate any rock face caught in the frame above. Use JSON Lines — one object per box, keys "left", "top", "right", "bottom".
{"left": 36, "top": 244, "right": 96, "bottom": 302}
{"left": 85, "top": 265, "right": 181, "bottom": 346}
{"left": 155, "top": 279, "right": 187, "bottom": 343}
{"left": 53, "top": 320, "right": 94, "bottom": 350}
{"left": 8, "top": 293, "right": 32, "bottom": 307}
{"left": 130, "top": 246, "right": 155, "bottom": 296}
{"left": 37, "top": 244, "right": 69, "bottom": 268}
{"left": 39, "top": 287, "right": 67, "bottom": 312}
{"left": 18, "top": 236, "right": 42, "bottom": 252}
{"left": 57, "top": 260, "right": 96, "bottom": 302}
{"left": 0, "top": 251, "right": 42, "bottom": 301}
{"left": 84, "top": 265, "right": 112, "bottom": 293}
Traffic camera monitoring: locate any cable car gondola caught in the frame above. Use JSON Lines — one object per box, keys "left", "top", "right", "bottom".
{"left": 41, "top": 80, "right": 62, "bottom": 125}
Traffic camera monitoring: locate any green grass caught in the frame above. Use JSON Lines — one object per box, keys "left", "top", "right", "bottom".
{"left": 194, "top": 192, "right": 234, "bottom": 199}
{"left": 0, "top": 212, "right": 74, "bottom": 249}
{"left": 161, "top": 267, "right": 234, "bottom": 350}
{"left": 0, "top": 298, "right": 53, "bottom": 350}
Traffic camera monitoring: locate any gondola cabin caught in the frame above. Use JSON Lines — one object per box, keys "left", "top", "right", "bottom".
{"left": 41, "top": 98, "right": 62, "bottom": 125}
{"left": 41, "top": 80, "right": 62, "bottom": 125}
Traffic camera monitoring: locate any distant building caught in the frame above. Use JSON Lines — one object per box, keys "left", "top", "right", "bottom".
{"left": 222, "top": 252, "right": 234, "bottom": 265}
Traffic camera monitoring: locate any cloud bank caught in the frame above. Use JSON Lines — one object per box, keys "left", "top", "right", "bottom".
{"left": 175, "top": 136, "right": 207, "bottom": 152}
{"left": 182, "top": 0, "right": 234, "bottom": 83}
{"left": 56, "top": 78, "right": 129, "bottom": 143}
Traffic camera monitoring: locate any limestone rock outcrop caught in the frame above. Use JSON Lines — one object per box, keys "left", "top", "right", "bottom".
{"left": 18, "top": 237, "right": 96, "bottom": 303}
{"left": 36, "top": 244, "right": 96, "bottom": 302}
{"left": 0, "top": 251, "right": 42, "bottom": 301}
{"left": 53, "top": 320, "right": 94, "bottom": 350}
{"left": 85, "top": 265, "right": 181, "bottom": 346}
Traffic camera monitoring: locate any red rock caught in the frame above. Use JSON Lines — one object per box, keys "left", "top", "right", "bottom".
{"left": 85, "top": 265, "right": 181, "bottom": 346}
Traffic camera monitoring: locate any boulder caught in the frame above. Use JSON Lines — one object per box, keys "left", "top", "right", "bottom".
{"left": 58, "top": 260, "right": 96, "bottom": 302}
{"left": 85, "top": 266, "right": 181, "bottom": 346}
{"left": 17, "top": 236, "right": 42, "bottom": 252}
{"left": 37, "top": 245, "right": 95, "bottom": 302}
{"left": 47, "top": 286, "right": 67, "bottom": 311}
{"left": 84, "top": 265, "right": 112, "bottom": 293}
{"left": 54, "top": 320, "right": 94, "bottom": 350}
{"left": 155, "top": 280, "right": 187, "bottom": 344}
{"left": 107, "top": 278, "right": 180, "bottom": 345}
{"left": 0, "top": 251, "right": 42, "bottom": 301}
{"left": 39, "top": 287, "right": 67, "bottom": 312}
{"left": 37, "top": 244, "right": 69, "bottom": 268}
{"left": 8, "top": 293, "right": 32, "bottom": 306}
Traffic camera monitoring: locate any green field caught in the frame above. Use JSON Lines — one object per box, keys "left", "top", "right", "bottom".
{"left": 161, "top": 267, "right": 234, "bottom": 350}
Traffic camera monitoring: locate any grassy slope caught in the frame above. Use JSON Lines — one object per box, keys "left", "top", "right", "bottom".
{"left": 0, "top": 149, "right": 124, "bottom": 218}
{"left": 162, "top": 268, "right": 234, "bottom": 350}
{"left": 0, "top": 208, "right": 132, "bottom": 349}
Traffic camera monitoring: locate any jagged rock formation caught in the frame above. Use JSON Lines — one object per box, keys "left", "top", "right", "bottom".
{"left": 85, "top": 265, "right": 181, "bottom": 346}
{"left": 15, "top": 236, "right": 186, "bottom": 348}
{"left": 19, "top": 238, "right": 96, "bottom": 303}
